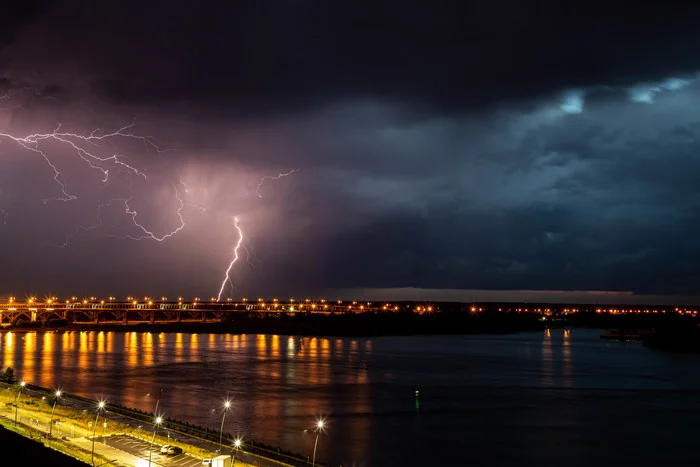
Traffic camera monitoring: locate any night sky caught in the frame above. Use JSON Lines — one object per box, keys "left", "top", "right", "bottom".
{"left": 1, "top": 1, "right": 700, "bottom": 304}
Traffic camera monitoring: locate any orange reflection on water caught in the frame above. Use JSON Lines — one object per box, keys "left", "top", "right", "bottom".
{"left": 271, "top": 335, "right": 280, "bottom": 359}
{"left": 189, "top": 333, "right": 199, "bottom": 361}
{"left": 142, "top": 333, "right": 154, "bottom": 366}
{"left": 159, "top": 332, "right": 167, "bottom": 353}
{"left": 126, "top": 332, "right": 138, "bottom": 368}
{"left": 334, "top": 339, "right": 343, "bottom": 358}
{"left": 287, "top": 337, "right": 296, "bottom": 359}
{"left": 257, "top": 334, "right": 267, "bottom": 356}
{"left": 562, "top": 329, "right": 573, "bottom": 387}
{"left": 22, "top": 333, "right": 36, "bottom": 384}
{"left": 96, "top": 332, "right": 106, "bottom": 370}
{"left": 38, "top": 332, "right": 55, "bottom": 388}
{"left": 3, "top": 332, "right": 15, "bottom": 372}
{"left": 174, "top": 333, "right": 184, "bottom": 363}
{"left": 541, "top": 328, "right": 554, "bottom": 387}
{"left": 61, "top": 332, "right": 76, "bottom": 371}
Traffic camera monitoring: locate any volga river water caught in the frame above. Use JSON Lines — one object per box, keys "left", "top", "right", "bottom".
{"left": 1, "top": 328, "right": 699, "bottom": 466}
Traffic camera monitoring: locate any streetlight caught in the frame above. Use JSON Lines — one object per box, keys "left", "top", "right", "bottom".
{"left": 14, "top": 380, "right": 26, "bottom": 426}
{"left": 91, "top": 401, "right": 106, "bottom": 467}
{"left": 219, "top": 400, "right": 231, "bottom": 454}
{"left": 231, "top": 437, "right": 242, "bottom": 467}
{"left": 310, "top": 418, "right": 325, "bottom": 467}
{"left": 148, "top": 416, "right": 163, "bottom": 467}
{"left": 48, "top": 389, "right": 62, "bottom": 437}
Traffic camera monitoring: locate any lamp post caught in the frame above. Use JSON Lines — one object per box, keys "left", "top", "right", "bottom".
{"left": 219, "top": 400, "right": 231, "bottom": 454}
{"left": 91, "top": 401, "right": 105, "bottom": 467}
{"left": 231, "top": 438, "right": 242, "bottom": 467}
{"left": 311, "top": 419, "right": 325, "bottom": 467}
{"left": 153, "top": 388, "right": 164, "bottom": 418}
{"left": 148, "top": 416, "right": 163, "bottom": 467}
{"left": 14, "top": 381, "right": 26, "bottom": 426}
{"left": 48, "top": 389, "right": 62, "bottom": 437}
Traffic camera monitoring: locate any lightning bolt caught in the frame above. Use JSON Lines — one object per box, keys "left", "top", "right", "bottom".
{"left": 1, "top": 96, "right": 296, "bottom": 297}
{"left": 0, "top": 123, "right": 160, "bottom": 203}
{"left": 121, "top": 185, "right": 186, "bottom": 241}
{"left": 179, "top": 176, "right": 209, "bottom": 214}
{"left": 216, "top": 216, "right": 244, "bottom": 302}
{"left": 256, "top": 168, "right": 298, "bottom": 198}
{"left": 0, "top": 119, "right": 189, "bottom": 245}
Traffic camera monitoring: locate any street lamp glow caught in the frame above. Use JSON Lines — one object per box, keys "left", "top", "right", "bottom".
{"left": 310, "top": 417, "right": 326, "bottom": 467}
{"left": 148, "top": 415, "right": 163, "bottom": 467}
{"left": 219, "top": 400, "right": 232, "bottom": 454}
{"left": 14, "top": 380, "right": 26, "bottom": 426}
{"left": 49, "top": 389, "right": 62, "bottom": 437}
{"left": 91, "top": 400, "right": 106, "bottom": 467}
{"left": 232, "top": 437, "right": 243, "bottom": 466}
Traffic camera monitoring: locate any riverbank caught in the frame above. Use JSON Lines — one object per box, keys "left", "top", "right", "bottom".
{"left": 0, "top": 382, "right": 318, "bottom": 467}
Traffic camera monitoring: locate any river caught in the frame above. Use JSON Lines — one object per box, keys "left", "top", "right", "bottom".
{"left": 1, "top": 327, "right": 699, "bottom": 466}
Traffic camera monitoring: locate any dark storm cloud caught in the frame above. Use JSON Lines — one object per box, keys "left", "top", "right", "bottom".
{"left": 1, "top": 1, "right": 700, "bottom": 302}
{"left": 3, "top": 1, "right": 700, "bottom": 115}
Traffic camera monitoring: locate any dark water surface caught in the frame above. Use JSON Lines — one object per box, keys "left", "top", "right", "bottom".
{"left": 1, "top": 328, "right": 699, "bottom": 466}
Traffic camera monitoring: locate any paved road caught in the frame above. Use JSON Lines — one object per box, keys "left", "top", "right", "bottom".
{"left": 76, "top": 434, "right": 207, "bottom": 467}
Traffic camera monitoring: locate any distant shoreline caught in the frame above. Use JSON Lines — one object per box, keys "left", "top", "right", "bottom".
{"left": 0, "top": 311, "right": 545, "bottom": 337}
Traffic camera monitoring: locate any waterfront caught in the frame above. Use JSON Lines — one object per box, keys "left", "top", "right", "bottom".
{"left": 1, "top": 328, "right": 700, "bottom": 466}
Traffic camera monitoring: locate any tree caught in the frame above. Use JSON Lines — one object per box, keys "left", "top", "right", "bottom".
{"left": 0, "top": 367, "right": 16, "bottom": 384}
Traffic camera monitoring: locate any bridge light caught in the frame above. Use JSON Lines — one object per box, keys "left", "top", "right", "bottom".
{"left": 148, "top": 301, "right": 153, "bottom": 306}
{"left": 132, "top": 301, "right": 137, "bottom": 306}
{"left": 83, "top": 300, "right": 87, "bottom": 304}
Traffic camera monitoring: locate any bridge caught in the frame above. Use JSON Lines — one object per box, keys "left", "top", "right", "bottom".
{"left": 0, "top": 298, "right": 426, "bottom": 327}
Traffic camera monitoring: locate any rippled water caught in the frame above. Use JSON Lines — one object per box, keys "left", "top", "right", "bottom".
{"left": 1, "top": 328, "right": 699, "bottom": 466}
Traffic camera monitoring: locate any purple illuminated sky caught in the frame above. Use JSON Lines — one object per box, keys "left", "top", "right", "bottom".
{"left": 1, "top": 1, "right": 700, "bottom": 305}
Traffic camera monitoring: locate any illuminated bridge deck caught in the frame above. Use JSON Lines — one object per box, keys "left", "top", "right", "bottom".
{"left": 0, "top": 300, "right": 421, "bottom": 326}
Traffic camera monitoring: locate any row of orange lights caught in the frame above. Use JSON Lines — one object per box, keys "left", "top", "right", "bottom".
{"left": 2, "top": 296, "right": 417, "bottom": 309}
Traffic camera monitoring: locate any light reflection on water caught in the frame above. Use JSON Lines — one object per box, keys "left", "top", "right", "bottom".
{"left": 1, "top": 329, "right": 700, "bottom": 466}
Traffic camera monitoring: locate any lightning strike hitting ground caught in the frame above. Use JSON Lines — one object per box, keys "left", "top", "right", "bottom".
{"left": 1, "top": 111, "right": 295, "bottom": 296}
{"left": 216, "top": 216, "right": 245, "bottom": 301}
{"left": 256, "top": 168, "right": 298, "bottom": 198}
